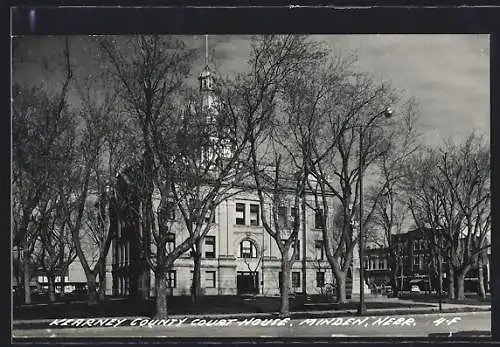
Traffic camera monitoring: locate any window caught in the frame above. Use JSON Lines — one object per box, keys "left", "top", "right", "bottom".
{"left": 167, "top": 202, "right": 176, "bottom": 220}
{"left": 277, "top": 206, "right": 287, "bottom": 229}
{"left": 205, "top": 236, "right": 215, "bottom": 258}
{"left": 315, "top": 240, "right": 324, "bottom": 260}
{"left": 413, "top": 255, "right": 419, "bottom": 270}
{"left": 364, "top": 257, "right": 369, "bottom": 270}
{"left": 315, "top": 209, "right": 323, "bottom": 229}
{"left": 202, "top": 147, "right": 214, "bottom": 163}
{"left": 290, "top": 207, "right": 298, "bottom": 229}
{"left": 250, "top": 204, "right": 259, "bottom": 226}
{"left": 205, "top": 209, "right": 216, "bottom": 224}
{"left": 166, "top": 233, "right": 175, "bottom": 253}
{"left": 236, "top": 203, "right": 245, "bottom": 225}
{"left": 378, "top": 257, "right": 385, "bottom": 270}
{"left": 373, "top": 257, "right": 379, "bottom": 270}
{"left": 294, "top": 240, "right": 300, "bottom": 260}
{"left": 240, "top": 240, "right": 257, "bottom": 258}
{"left": 316, "top": 272, "right": 325, "bottom": 287}
{"left": 420, "top": 239, "right": 426, "bottom": 250}
{"left": 123, "top": 244, "right": 127, "bottom": 266}
{"left": 205, "top": 271, "right": 216, "bottom": 288}
{"left": 292, "top": 272, "right": 301, "bottom": 288}
{"left": 279, "top": 271, "right": 301, "bottom": 289}
{"left": 167, "top": 270, "right": 176, "bottom": 288}
{"left": 414, "top": 240, "right": 419, "bottom": 251}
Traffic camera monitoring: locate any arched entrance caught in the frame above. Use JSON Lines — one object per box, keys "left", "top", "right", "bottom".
{"left": 236, "top": 239, "right": 260, "bottom": 295}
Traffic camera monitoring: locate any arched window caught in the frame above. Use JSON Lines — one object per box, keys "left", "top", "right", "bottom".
{"left": 239, "top": 240, "right": 257, "bottom": 258}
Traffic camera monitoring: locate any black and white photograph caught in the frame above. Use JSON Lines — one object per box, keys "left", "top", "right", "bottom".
{"left": 11, "top": 32, "right": 491, "bottom": 339}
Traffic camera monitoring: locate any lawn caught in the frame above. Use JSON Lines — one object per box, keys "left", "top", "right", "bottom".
{"left": 13, "top": 295, "right": 434, "bottom": 320}
{"left": 397, "top": 292, "right": 491, "bottom": 306}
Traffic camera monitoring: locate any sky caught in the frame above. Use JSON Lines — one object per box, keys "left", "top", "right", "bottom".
{"left": 207, "top": 34, "right": 490, "bottom": 147}
{"left": 12, "top": 34, "right": 490, "bottom": 147}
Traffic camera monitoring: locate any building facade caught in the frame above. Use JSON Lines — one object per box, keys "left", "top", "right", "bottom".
{"left": 111, "top": 187, "right": 361, "bottom": 297}
{"left": 363, "top": 247, "right": 391, "bottom": 288}
{"left": 385, "top": 228, "right": 490, "bottom": 293}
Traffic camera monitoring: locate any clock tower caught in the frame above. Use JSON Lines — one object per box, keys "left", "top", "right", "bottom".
{"left": 198, "top": 35, "right": 232, "bottom": 161}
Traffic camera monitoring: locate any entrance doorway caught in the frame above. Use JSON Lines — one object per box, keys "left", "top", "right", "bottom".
{"left": 237, "top": 271, "right": 259, "bottom": 295}
{"left": 346, "top": 267, "right": 353, "bottom": 299}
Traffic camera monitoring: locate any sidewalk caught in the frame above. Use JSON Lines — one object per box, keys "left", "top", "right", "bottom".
{"left": 13, "top": 299, "right": 490, "bottom": 329}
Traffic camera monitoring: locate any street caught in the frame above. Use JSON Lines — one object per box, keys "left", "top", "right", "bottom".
{"left": 13, "top": 311, "right": 490, "bottom": 338}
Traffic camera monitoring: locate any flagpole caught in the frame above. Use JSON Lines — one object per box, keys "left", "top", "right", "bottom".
{"left": 205, "top": 34, "right": 208, "bottom": 66}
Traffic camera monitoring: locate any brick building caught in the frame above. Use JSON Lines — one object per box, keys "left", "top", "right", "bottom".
{"left": 364, "top": 228, "right": 491, "bottom": 293}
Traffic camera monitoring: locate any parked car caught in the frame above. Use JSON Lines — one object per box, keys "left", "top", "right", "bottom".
{"left": 410, "top": 285, "right": 421, "bottom": 293}
{"left": 71, "top": 287, "right": 87, "bottom": 294}
{"left": 70, "top": 286, "right": 88, "bottom": 297}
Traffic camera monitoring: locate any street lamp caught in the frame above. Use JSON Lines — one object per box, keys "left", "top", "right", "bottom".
{"left": 357, "top": 106, "right": 393, "bottom": 316}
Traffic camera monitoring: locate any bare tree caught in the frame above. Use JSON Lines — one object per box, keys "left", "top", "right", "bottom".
{"left": 72, "top": 69, "right": 138, "bottom": 303}
{"left": 55, "top": 45, "right": 132, "bottom": 306}
{"left": 404, "top": 133, "right": 490, "bottom": 300}
{"left": 12, "top": 38, "right": 75, "bottom": 304}
{"left": 405, "top": 148, "right": 449, "bottom": 296}
{"left": 36, "top": 193, "right": 78, "bottom": 301}
{"left": 250, "top": 152, "right": 303, "bottom": 316}
{"left": 98, "top": 35, "right": 207, "bottom": 318}
{"left": 59, "top": 101, "right": 106, "bottom": 306}
{"left": 279, "top": 50, "right": 400, "bottom": 303}
{"left": 371, "top": 98, "right": 421, "bottom": 296}
{"left": 437, "top": 133, "right": 490, "bottom": 300}
{"left": 162, "top": 75, "right": 254, "bottom": 304}
{"left": 245, "top": 35, "right": 328, "bottom": 316}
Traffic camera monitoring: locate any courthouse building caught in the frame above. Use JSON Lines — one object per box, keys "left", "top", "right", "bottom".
{"left": 109, "top": 57, "right": 369, "bottom": 299}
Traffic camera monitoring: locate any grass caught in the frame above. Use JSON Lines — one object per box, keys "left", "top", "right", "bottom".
{"left": 14, "top": 295, "right": 435, "bottom": 320}
{"left": 397, "top": 292, "right": 491, "bottom": 306}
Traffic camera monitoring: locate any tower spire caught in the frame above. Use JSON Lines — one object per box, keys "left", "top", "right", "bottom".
{"left": 199, "top": 35, "right": 213, "bottom": 92}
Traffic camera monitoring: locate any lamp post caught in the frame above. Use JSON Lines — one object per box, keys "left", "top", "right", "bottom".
{"left": 357, "top": 106, "right": 393, "bottom": 316}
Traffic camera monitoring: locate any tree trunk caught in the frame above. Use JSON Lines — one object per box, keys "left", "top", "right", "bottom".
{"left": 279, "top": 259, "right": 290, "bottom": 317}
{"left": 155, "top": 271, "right": 168, "bottom": 319}
{"left": 15, "top": 247, "right": 22, "bottom": 294}
{"left": 99, "top": 262, "right": 106, "bottom": 301}
{"left": 48, "top": 275, "right": 56, "bottom": 302}
{"left": 87, "top": 273, "right": 98, "bottom": 305}
{"left": 23, "top": 249, "right": 31, "bottom": 304}
{"left": 478, "top": 256, "right": 486, "bottom": 299}
{"left": 60, "top": 270, "right": 66, "bottom": 297}
{"left": 438, "top": 260, "right": 443, "bottom": 298}
{"left": 391, "top": 267, "right": 398, "bottom": 296}
{"left": 191, "top": 243, "right": 202, "bottom": 305}
{"left": 455, "top": 271, "right": 466, "bottom": 300}
{"left": 335, "top": 271, "right": 347, "bottom": 304}
{"left": 447, "top": 267, "right": 455, "bottom": 300}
